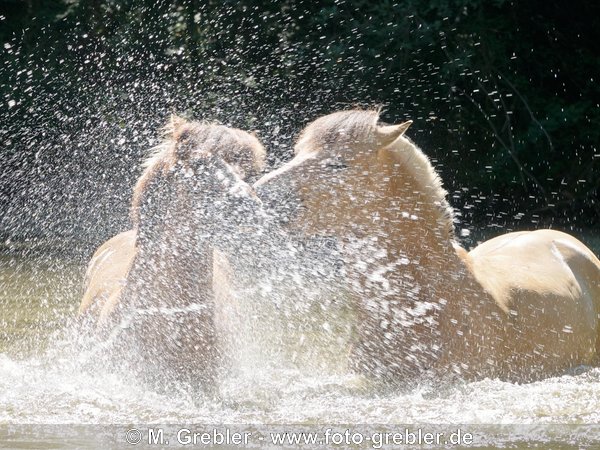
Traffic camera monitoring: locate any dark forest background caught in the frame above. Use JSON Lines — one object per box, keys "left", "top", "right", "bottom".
{"left": 1, "top": 0, "right": 598, "bottom": 256}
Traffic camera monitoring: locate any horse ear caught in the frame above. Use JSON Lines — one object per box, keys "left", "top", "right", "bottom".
{"left": 168, "top": 114, "right": 188, "bottom": 139}
{"left": 377, "top": 120, "right": 413, "bottom": 147}
{"left": 167, "top": 114, "right": 196, "bottom": 161}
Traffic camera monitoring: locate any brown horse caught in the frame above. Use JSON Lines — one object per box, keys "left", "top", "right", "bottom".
{"left": 78, "top": 118, "right": 265, "bottom": 383}
{"left": 254, "top": 109, "right": 600, "bottom": 382}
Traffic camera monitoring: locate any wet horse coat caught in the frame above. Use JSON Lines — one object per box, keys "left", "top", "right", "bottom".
{"left": 80, "top": 110, "right": 600, "bottom": 382}
{"left": 78, "top": 118, "right": 266, "bottom": 382}
{"left": 256, "top": 109, "right": 600, "bottom": 381}
{"left": 463, "top": 229, "right": 600, "bottom": 377}
{"left": 78, "top": 118, "right": 266, "bottom": 326}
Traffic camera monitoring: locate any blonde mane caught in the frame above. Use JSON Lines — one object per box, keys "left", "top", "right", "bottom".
{"left": 293, "top": 109, "right": 456, "bottom": 241}
{"left": 131, "top": 117, "right": 266, "bottom": 225}
{"left": 294, "top": 109, "right": 382, "bottom": 156}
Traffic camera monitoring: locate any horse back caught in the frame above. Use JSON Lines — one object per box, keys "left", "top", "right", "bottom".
{"left": 467, "top": 229, "right": 600, "bottom": 374}
{"left": 78, "top": 229, "right": 137, "bottom": 320}
{"left": 468, "top": 229, "right": 600, "bottom": 307}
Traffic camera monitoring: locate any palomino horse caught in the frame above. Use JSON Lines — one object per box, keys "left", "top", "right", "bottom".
{"left": 78, "top": 118, "right": 266, "bottom": 383}
{"left": 78, "top": 117, "right": 266, "bottom": 325}
{"left": 255, "top": 109, "right": 600, "bottom": 382}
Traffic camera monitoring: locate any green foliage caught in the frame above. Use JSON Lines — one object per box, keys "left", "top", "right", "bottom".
{"left": 0, "top": 0, "right": 598, "bottom": 244}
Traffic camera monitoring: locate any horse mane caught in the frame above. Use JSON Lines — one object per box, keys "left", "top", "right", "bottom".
{"left": 131, "top": 117, "right": 266, "bottom": 225}
{"left": 294, "top": 109, "right": 456, "bottom": 240}
{"left": 295, "top": 109, "right": 381, "bottom": 156}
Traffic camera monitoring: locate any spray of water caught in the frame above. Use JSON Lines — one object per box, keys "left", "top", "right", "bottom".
{"left": 1, "top": 7, "right": 599, "bottom": 450}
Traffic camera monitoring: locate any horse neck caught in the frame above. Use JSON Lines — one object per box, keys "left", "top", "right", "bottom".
{"left": 372, "top": 186, "right": 504, "bottom": 370}
{"left": 358, "top": 204, "right": 460, "bottom": 301}
{"left": 346, "top": 185, "right": 502, "bottom": 377}
{"left": 124, "top": 222, "right": 214, "bottom": 310}
{"left": 376, "top": 167, "right": 459, "bottom": 283}
{"left": 348, "top": 154, "right": 494, "bottom": 324}
{"left": 161, "top": 228, "right": 214, "bottom": 304}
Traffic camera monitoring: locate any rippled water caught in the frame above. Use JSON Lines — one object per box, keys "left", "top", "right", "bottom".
{"left": 1, "top": 244, "right": 600, "bottom": 449}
